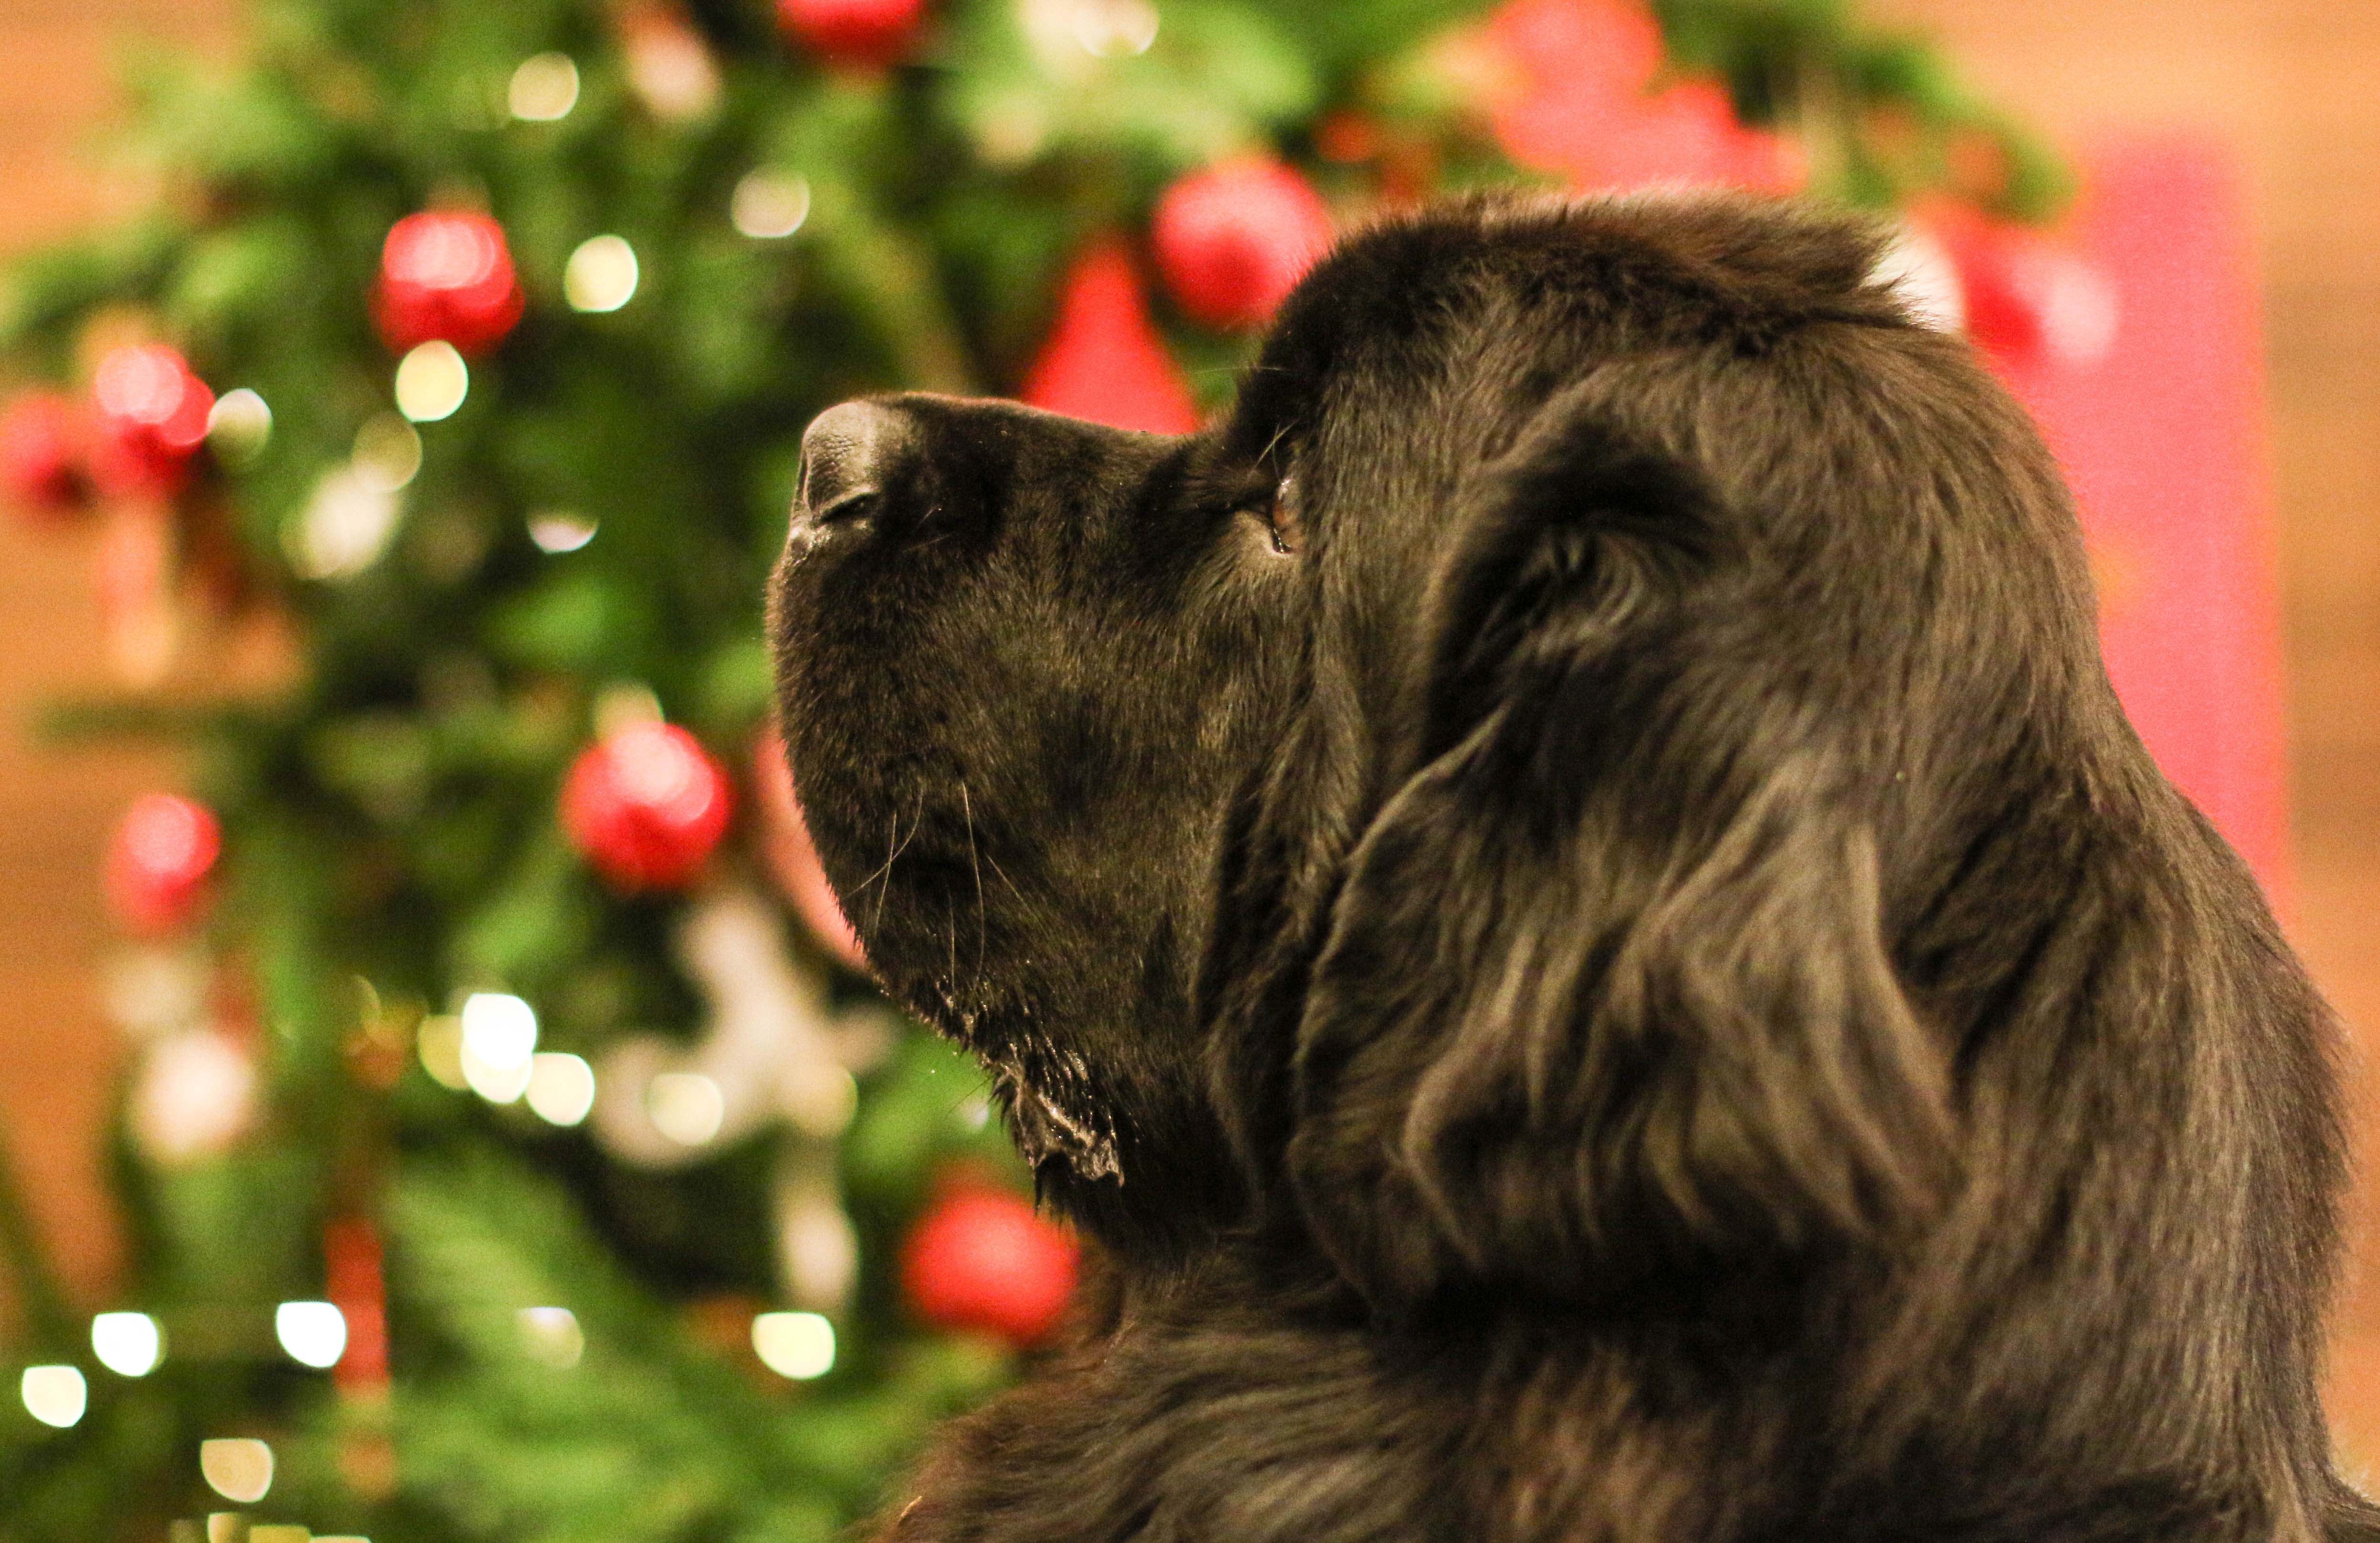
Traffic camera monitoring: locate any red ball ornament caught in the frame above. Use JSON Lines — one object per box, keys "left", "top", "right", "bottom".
{"left": 1150, "top": 159, "right": 1334, "bottom": 331}
{"left": 777, "top": 0, "right": 925, "bottom": 69}
{"left": 107, "top": 793, "right": 222, "bottom": 935}
{"left": 900, "top": 1185, "right": 1078, "bottom": 1347}
{"left": 562, "top": 722, "right": 734, "bottom": 891}
{"left": 1019, "top": 243, "right": 1201, "bottom": 435}
{"left": 89, "top": 346, "right": 214, "bottom": 499}
{"left": 0, "top": 390, "right": 90, "bottom": 519}
{"left": 374, "top": 211, "right": 525, "bottom": 356}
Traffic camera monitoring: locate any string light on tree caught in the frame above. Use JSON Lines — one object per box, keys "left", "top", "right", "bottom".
{"left": 205, "top": 387, "right": 273, "bottom": 468}
{"left": 1072, "top": 0, "right": 1158, "bottom": 56}
{"left": 732, "top": 170, "right": 812, "bottom": 239}
{"left": 20, "top": 1366, "right": 86, "bottom": 1429}
{"left": 131, "top": 1026, "right": 257, "bottom": 1165}
{"left": 508, "top": 52, "right": 580, "bottom": 121}
{"left": 517, "top": 1306, "right": 586, "bottom": 1369}
{"left": 1149, "top": 159, "right": 1333, "bottom": 331}
{"left": 526, "top": 1052, "right": 597, "bottom": 1125}
{"left": 374, "top": 211, "right": 524, "bottom": 355}
{"left": 91, "top": 1311, "right": 164, "bottom": 1376}
{"left": 275, "top": 1300, "right": 349, "bottom": 1369}
{"left": 564, "top": 235, "right": 641, "bottom": 312}
{"left": 200, "top": 1437, "right": 275, "bottom": 1503}
{"left": 394, "top": 340, "right": 470, "bottom": 422}
{"left": 460, "top": 991, "right": 538, "bottom": 1103}
{"left": 752, "top": 1311, "right": 836, "bottom": 1379}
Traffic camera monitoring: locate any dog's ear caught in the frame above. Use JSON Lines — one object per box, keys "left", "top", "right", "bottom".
{"left": 1284, "top": 387, "right": 1956, "bottom": 1315}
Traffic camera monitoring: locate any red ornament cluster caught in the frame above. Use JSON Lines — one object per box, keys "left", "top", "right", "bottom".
{"left": 562, "top": 722, "right": 734, "bottom": 891}
{"left": 107, "top": 793, "right": 222, "bottom": 936}
{"left": 374, "top": 211, "right": 525, "bottom": 356}
{"left": 1150, "top": 159, "right": 1334, "bottom": 332}
{"left": 900, "top": 1184, "right": 1078, "bottom": 1348}
{"left": 777, "top": 0, "right": 925, "bottom": 69}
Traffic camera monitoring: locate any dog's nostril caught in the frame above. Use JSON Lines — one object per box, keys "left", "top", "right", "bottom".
{"left": 799, "top": 400, "right": 918, "bottom": 524}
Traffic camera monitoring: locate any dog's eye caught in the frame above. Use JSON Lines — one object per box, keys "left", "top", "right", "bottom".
{"left": 1260, "top": 475, "right": 1302, "bottom": 556}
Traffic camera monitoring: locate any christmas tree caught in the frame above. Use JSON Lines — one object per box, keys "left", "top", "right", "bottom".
{"left": 0, "top": 1, "right": 2060, "bottom": 1538}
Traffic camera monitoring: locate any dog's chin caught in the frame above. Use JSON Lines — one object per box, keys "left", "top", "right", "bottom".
{"left": 842, "top": 887, "right": 1129, "bottom": 1191}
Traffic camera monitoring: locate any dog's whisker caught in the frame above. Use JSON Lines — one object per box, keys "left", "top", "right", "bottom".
{"left": 962, "top": 780, "right": 988, "bottom": 983}
{"left": 866, "top": 790, "right": 928, "bottom": 936}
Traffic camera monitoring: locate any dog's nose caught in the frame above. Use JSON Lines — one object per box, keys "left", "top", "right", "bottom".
{"left": 798, "top": 401, "right": 917, "bottom": 524}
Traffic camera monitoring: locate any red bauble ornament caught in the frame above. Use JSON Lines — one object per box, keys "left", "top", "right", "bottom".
{"left": 89, "top": 346, "right": 214, "bottom": 499}
{"left": 1020, "top": 243, "right": 1201, "bottom": 435}
{"left": 1152, "top": 159, "right": 1342, "bottom": 331}
{"left": 1150, "top": 159, "right": 1334, "bottom": 332}
{"left": 777, "top": 0, "right": 925, "bottom": 69}
{"left": 374, "top": 211, "right": 526, "bottom": 356}
{"left": 562, "top": 722, "right": 734, "bottom": 891}
{"left": 107, "top": 793, "right": 222, "bottom": 935}
{"left": 0, "top": 391, "right": 90, "bottom": 519}
{"left": 900, "top": 1185, "right": 1078, "bottom": 1347}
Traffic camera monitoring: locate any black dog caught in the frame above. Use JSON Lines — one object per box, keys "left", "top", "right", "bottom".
{"left": 770, "top": 194, "right": 2379, "bottom": 1543}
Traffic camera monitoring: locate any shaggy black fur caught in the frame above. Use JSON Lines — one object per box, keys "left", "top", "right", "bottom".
{"left": 768, "top": 193, "right": 2380, "bottom": 1543}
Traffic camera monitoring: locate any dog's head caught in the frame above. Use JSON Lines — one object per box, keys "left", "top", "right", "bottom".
{"left": 769, "top": 194, "right": 2119, "bottom": 1303}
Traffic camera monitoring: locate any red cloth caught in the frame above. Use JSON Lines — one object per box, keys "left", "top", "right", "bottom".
{"left": 1992, "top": 139, "right": 2290, "bottom": 899}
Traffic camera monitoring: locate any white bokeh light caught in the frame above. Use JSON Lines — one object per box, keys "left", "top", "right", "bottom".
{"left": 20, "top": 1366, "right": 86, "bottom": 1428}
{"left": 91, "top": 1312, "right": 163, "bottom": 1377}
{"left": 394, "top": 340, "right": 469, "bottom": 422}
{"left": 200, "top": 1437, "right": 275, "bottom": 1502}
{"left": 517, "top": 1306, "right": 586, "bottom": 1368}
{"left": 287, "top": 463, "right": 402, "bottom": 581}
{"left": 565, "top": 235, "right": 639, "bottom": 313}
{"left": 528, "top": 511, "right": 598, "bottom": 553}
{"left": 275, "top": 1301, "right": 348, "bottom": 1369}
{"left": 461, "top": 992, "right": 537, "bottom": 1068}
{"left": 352, "top": 413, "right": 423, "bottom": 491}
{"left": 752, "top": 1312, "right": 835, "bottom": 1379}
{"left": 508, "top": 52, "right": 580, "bottom": 121}
{"left": 206, "top": 388, "right": 273, "bottom": 466}
{"left": 526, "top": 1052, "right": 596, "bottom": 1126}
{"left": 731, "top": 171, "right": 811, "bottom": 239}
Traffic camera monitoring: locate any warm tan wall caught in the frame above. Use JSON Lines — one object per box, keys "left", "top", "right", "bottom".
{"left": 0, "top": 0, "right": 238, "bottom": 1318}
{"left": 4, "top": 0, "right": 2379, "bottom": 1470}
